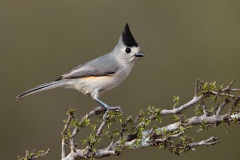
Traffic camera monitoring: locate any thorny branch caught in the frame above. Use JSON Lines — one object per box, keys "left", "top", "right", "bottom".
{"left": 18, "top": 79, "right": 240, "bottom": 159}
{"left": 17, "top": 149, "right": 50, "bottom": 160}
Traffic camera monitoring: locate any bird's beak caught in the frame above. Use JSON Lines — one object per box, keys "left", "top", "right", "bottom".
{"left": 135, "top": 52, "right": 144, "bottom": 57}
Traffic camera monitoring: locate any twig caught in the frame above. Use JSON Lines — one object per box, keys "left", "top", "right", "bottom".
{"left": 160, "top": 96, "right": 202, "bottom": 115}
{"left": 195, "top": 78, "right": 199, "bottom": 97}
{"left": 61, "top": 110, "right": 75, "bottom": 158}
{"left": 228, "top": 96, "right": 240, "bottom": 114}
{"left": 96, "top": 121, "right": 106, "bottom": 136}
{"left": 17, "top": 149, "right": 50, "bottom": 160}
{"left": 216, "top": 99, "right": 230, "bottom": 116}
{"left": 187, "top": 136, "right": 219, "bottom": 148}
{"left": 223, "top": 78, "right": 237, "bottom": 91}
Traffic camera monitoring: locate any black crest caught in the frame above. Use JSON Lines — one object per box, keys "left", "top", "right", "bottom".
{"left": 122, "top": 23, "right": 138, "bottom": 47}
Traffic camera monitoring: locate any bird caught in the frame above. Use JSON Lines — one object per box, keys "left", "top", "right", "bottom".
{"left": 16, "top": 23, "right": 144, "bottom": 109}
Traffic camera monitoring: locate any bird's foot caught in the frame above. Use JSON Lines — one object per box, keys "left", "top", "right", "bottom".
{"left": 94, "top": 98, "right": 122, "bottom": 120}
{"left": 102, "top": 106, "right": 122, "bottom": 121}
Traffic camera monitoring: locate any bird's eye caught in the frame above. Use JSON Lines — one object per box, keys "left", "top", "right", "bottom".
{"left": 125, "top": 47, "right": 131, "bottom": 53}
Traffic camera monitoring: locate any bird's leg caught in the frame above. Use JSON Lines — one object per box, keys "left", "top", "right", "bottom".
{"left": 95, "top": 98, "right": 122, "bottom": 121}
{"left": 95, "top": 98, "right": 111, "bottom": 120}
{"left": 95, "top": 98, "right": 110, "bottom": 109}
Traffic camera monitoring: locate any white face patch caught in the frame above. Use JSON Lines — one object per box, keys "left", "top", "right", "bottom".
{"left": 115, "top": 45, "right": 141, "bottom": 65}
{"left": 131, "top": 46, "right": 140, "bottom": 54}
{"left": 120, "top": 46, "right": 140, "bottom": 54}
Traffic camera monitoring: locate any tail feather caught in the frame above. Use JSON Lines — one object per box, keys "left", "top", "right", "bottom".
{"left": 16, "top": 80, "right": 67, "bottom": 100}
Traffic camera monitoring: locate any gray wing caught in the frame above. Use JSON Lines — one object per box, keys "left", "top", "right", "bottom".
{"left": 55, "top": 54, "right": 120, "bottom": 80}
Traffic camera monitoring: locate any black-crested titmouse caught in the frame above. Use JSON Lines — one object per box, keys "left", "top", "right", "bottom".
{"left": 16, "top": 23, "right": 144, "bottom": 109}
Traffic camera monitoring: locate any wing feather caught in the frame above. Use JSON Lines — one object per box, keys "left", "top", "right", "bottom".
{"left": 55, "top": 54, "right": 119, "bottom": 80}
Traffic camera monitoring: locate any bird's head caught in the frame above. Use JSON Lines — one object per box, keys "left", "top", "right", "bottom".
{"left": 113, "top": 23, "right": 144, "bottom": 64}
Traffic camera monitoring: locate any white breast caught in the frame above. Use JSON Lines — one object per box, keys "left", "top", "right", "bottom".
{"left": 64, "top": 64, "right": 134, "bottom": 99}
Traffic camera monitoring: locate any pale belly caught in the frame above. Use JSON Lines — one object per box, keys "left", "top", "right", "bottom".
{"left": 65, "top": 74, "right": 126, "bottom": 99}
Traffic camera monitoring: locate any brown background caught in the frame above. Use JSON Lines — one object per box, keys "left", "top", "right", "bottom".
{"left": 1, "top": 0, "right": 240, "bottom": 160}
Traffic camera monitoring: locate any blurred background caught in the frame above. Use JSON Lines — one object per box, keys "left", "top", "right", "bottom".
{"left": 1, "top": 0, "right": 240, "bottom": 159}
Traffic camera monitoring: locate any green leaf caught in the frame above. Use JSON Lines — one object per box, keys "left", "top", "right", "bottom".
{"left": 80, "top": 118, "right": 90, "bottom": 128}
{"left": 81, "top": 139, "right": 88, "bottom": 145}
{"left": 179, "top": 126, "right": 185, "bottom": 133}
{"left": 173, "top": 95, "right": 180, "bottom": 108}
{"left": 91, "top": 124, "right": 97, "bottom": 131}
{"left": 113, "top": 129, "right": 120, "bottom": 136}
